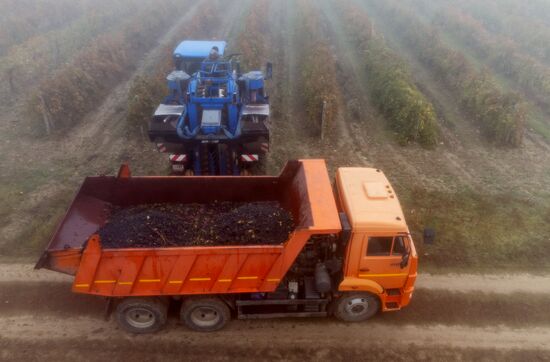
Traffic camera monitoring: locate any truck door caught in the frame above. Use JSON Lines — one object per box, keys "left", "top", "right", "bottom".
{"left": 358, "top": 235, "right": 410, "bottom": 289}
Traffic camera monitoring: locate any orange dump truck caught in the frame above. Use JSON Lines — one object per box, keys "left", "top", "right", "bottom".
{"left": 36, "top": 160, "right": 417, "bottom": 333}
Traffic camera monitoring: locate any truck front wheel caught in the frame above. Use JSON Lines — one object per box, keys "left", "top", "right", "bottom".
{"left": 180, "top": 297, "right": 230, "bottom": 332}
{"left": 333, "top": 292, "right": 380, "bottom": 322}
{"left": 115, "top": 297, "right": 168, "bottom": 334}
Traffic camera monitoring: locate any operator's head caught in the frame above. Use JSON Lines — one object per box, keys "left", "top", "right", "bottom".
{"left": 209, "top": 46, "right": 220, "bottom": 59}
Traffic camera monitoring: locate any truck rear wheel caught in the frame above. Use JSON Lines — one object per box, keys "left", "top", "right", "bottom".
{"left": 333, "top": 292, "right": 380, "bottom": 322}
{"left": 180, "top": 297, "right": 230, "bottom": 332}
{"left": 115, "top": 297, "right": 168, "bottom": 334}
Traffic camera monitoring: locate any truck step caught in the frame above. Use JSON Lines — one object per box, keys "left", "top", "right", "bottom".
{"left": 236, "top": 298, "right": 329, "bottom": 306}
{"left": 303, "top": 304, "right": 321, "bottom": 312}
{"left": 384, "top": 302, "right": 401, "bottom": 310}
{"left": 238, "top": 312, "right": 328, "bottom": 320}
{"left": 236, "top": 298, "right": 329, "bottom": 319}
{"left": 304, "top": 276, "right": 321, "bottom": 299}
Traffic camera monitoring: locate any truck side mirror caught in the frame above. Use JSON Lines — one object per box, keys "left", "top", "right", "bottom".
{"left": 423, "top": 228, "right": 435, "bottom": 245}
{"left": 265, "top": 62, "right": 273, "bottom": 80}
{"left": 400, "top": 250, "right": 410, "bottom": 269}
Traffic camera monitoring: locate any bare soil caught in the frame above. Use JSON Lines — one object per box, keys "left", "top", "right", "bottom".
{"left": 1, "top": 338, "right": 549, "bottom": 362}
{"left": 0, "top": 313, "right": 549, "bottom": 361}
{"left": 2, "top": 266, "right": 550, "bottom": 359}
{"left": 2, "top": 281, "right": 550, "bottom": 328}
{"left": 1, "top": 262, "right": 550, "bottom": 361}
{"left": 416, "top": 272, "right": 550, "bottom": 294}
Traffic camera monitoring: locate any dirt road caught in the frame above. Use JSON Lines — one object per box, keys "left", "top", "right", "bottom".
{"left": 1, "top": 315, "right": 549, "bottom": 361}
{"left": 1, "top": 263, "right": 550, "bottom": 360}
{"left": 1, "top": 265, "right": 550, "bottom": 360}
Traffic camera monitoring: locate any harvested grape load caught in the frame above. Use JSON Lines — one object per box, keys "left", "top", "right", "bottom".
{"left": 97, "top": 201, "right": 295, "bottom": 248}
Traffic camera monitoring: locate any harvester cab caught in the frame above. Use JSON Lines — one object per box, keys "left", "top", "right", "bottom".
{"left": 149, "top": 40, "right": 271, "bottom": 175}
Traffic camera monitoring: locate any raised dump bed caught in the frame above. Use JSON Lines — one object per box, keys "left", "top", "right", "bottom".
{"left": 36, "top": 159, "right": 341, "bottom": 297}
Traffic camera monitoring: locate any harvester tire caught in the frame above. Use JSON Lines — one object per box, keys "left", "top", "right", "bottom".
{"left": 115, "top": 297, "right": 168, "bottom": 334}
{"left": 180, "top": 297, "right": 230, "bottom": 332}
{"left": 333, "top": 292, "right": 380, "bottom": 322}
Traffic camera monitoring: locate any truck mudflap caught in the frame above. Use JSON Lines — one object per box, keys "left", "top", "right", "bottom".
{"left": 36, "top": 160, "right": 342, "bottom": 297}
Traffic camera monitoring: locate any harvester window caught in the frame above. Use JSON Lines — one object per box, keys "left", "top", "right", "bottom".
{"left": 366, "top": 237, "right": 393, "bottom": 256}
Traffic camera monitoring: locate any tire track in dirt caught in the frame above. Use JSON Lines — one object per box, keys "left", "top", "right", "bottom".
{"left": 1, "top": 338, "right": 548, "bottom": 361}
{"left": 3, "top": 264, "right": 550, "bottom": 331}
{"left": 417, "top": 272, "right": 550, "bottom": 294}
{"left": 1, "top": 314, "right": 549, "bottom": 352}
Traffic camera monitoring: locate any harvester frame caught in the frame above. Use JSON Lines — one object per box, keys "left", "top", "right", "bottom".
{"left": 148, "top": 40, "right": 272, "bottom": 176}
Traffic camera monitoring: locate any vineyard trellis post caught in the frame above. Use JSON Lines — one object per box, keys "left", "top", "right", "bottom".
{"left": 320, "top": 99, "right": 327, "bottom": 140}
{"left": 38, "top": 94, "right": 53, "bottom": 135}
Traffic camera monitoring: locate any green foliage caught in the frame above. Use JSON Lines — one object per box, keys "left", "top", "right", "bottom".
{"left": 26, "top": 2, "right": 181, "bottom": 135}
{"left": 126, "top": 75, "right": 166, "bottom": 127}
{"left": 296, "top": 0, "right": 339, "bottom": 137}
{"left": 461, "top": 72, "right": 526, "bottom": 145}
{"left": 340, "top": 3, "right": 438, "bottom": 147}
{"left": 450, "top": 0, "right": 550, "bottom": 65}
{"left": 0, "top": 0, "right": 94, "bottom": 55}
{"left": 0, "top": 0, "right": 151, "bottom": 106}
{"left": 366, "top": 41, "right": 438, "bottom": 146}
{"left": 236, "top": 0, "right": 270, "bottom": 71}
{"left": 433, "top": 6, "right": 550, "bottom": 111}
{"left": 401, "top": 187, "right": 550, "bottom": 270}
{"left": 368, "top": 0, "right": 526, "bottom": 146}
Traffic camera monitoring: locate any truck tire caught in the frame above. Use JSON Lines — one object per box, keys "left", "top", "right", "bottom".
{"left": 333, "top": 292, "right": 380, "bottom": 322}
{"left": 115, "top": 297, "right": 168, "bottom": 334}
{"left": 180, "top": 297, "right": 230, "bottom": 332}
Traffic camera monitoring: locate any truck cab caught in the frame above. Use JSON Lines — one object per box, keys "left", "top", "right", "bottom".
{"left": 336, "top": 167, "right": 418, "bottom": 312}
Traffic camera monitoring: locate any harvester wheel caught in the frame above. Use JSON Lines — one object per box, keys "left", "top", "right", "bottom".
{"left": 333, "top": 292, "right": 380, "bottom": 322}
{"left": 115, "top": 297, "right": 168, "bottom": 334}
{"left": 180, "top": 297, "right": 230, "bottom": 332}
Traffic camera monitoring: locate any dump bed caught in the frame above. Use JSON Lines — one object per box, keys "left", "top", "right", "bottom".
{"left": 36, "top": 160, "right": 341, "bottom": 297}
